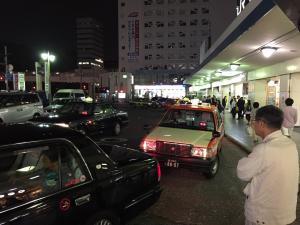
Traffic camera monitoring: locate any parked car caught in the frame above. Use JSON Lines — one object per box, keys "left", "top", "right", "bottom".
{"left": 0, "top": 91, "right": 44, "bottom": 124}
{"left": 0, "top": 123, "right": 161, "bottom": 225}
{"left": 129, "top": 98, "right": 151, "bottom": 108}
{"left": 53, "top": 89, "right": 86, "bottom": 102}
{"left": 140, "top": 103, "right": 224, "bottom": 178}
{"left": 31, "top": 101, "right": 128, "bottom": 136}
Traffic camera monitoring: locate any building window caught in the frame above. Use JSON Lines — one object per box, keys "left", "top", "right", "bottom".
{"left": 190, "top": 19, "right": 198, "bottom": 26}
{"left": 179, "top": 0, "right": 187, "bottom": 3}
{"left": 168, "top": 32, "right": 176, "bottom": 37}
{"left": 190, "top": 0, "right": 197, "bottom": 2}
{"left": 190, "top": 8, "right": 198, "bottom": 14}
{"left": 190, "top": 53, "right": 198, "bottom": 59}
{"left": 168, "top": 0, "right": 176, "bottom": 3}
{"left": 156, "top": 21, "right": 164, "bottom": 27}
{"left": 179, "top": 31, "right": 186, "bottom": 37}
{"left": 190, "top": 42, "right": 197, "bottom": 48}
{"left": 145, "top": 54, "right": 153, "bottom": 60}
{"left": 168, "top": 42, "right": 176, "bottom": 48}
{"left": 179, "top": 20, "right": 186, "bottom": 26}
{"left": 144, "top": 21, "right": 153, "bottom": 28}
{"left": 168, "top": 21, "right": 176, "bottom": 27}
{"left": 122, "top": 46, "right": 125, "bottom": 50}
{"left": 121, "top": 2, "right": 125, "bottom": 6}
{"left": 168, "top": 9, "right": 176, "bottom": 15}
{"left": 202, "top": 18, "right": 209, "bottom": 25}
{"left": 156, "top": 43, "right": 164, "bottom": 49}
{"left": 145, "top": 43, "right": 153, "bottom": 49}
{"left": 156, "top": 0, "right": 164, "bottom": 4}
{"left": 168, "top": 54, "right": 176, "bottom": 59}
{"left": 144, "top": 0, "right": 153, "bottom": 5}
{"left": 179, "top": 42, "right": 186, "bottom": 48}
{"left": 121, "top": 24, "right": 125, "bottom": 28}
{"left": 156, "top": 54, "right": 164, "bottom": 60}
{"left": 202, "top": 7, "right": 209, "bottom": 14}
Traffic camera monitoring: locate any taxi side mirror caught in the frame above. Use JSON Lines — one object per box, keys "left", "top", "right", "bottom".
{"left": 213, "top": 131, "right": 221, "bottom": 137}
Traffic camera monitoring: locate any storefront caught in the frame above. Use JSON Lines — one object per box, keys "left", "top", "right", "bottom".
{"left": 134, "top": 85, "right": 187, "bottom": 99}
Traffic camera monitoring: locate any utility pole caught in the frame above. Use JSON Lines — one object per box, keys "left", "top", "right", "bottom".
{"left": 4, "top": 46, "right": 9, "bottom": 91}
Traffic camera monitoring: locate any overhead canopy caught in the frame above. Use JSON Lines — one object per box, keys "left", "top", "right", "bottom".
{"left": 187, "top": 1, "right": 300, "bottom": 86}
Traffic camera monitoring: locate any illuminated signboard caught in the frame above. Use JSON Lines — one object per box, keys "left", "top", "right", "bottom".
{"left": 236, "top": 0, "right": 251, "bottom": 16}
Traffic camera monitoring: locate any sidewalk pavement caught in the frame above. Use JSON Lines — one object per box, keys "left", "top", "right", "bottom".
{"left": 224, "top": 111, "right": 300, "bottom": 153}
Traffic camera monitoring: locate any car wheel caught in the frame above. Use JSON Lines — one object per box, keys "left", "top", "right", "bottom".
{"left": 85, "top": 211, "right": 120, "bottom": 225}
{"left": 204, "top": 155, "right": 219, "bottom": 179}
{"left": 112, "top": 122, "right": 121, "bottom": 136}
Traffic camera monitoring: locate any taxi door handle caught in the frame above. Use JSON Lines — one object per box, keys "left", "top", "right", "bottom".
{"left": 75, "top": 194, "right": 91, "bottom": 206}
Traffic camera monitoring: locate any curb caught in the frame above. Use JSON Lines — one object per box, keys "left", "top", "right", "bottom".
{"left": 225, "top": 134, "right": 252, "bottom": 154}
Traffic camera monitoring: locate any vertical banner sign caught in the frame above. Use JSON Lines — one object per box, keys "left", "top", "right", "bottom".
{"left": 18, "top": 72, "right": 25, "bottom": 91}
{"left": 127, "top": 12, "right": 139, "bottom": 61}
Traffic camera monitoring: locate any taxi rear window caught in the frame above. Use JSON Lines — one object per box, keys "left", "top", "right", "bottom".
{"left": 159, "top": 109, "right": 215, "bottom": 131}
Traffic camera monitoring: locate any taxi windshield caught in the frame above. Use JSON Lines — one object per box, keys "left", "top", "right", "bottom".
{"left": 159, "top": 109, "right": 215, "bottom": 131}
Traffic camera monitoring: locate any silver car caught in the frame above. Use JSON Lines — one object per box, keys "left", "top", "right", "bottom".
{"left": 0, "top": 92, "right": 44, "bottom": 123}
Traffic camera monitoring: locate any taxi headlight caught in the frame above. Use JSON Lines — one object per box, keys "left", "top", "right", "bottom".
{"left": 54, "top": 123, "right": 69, "bottom": 128}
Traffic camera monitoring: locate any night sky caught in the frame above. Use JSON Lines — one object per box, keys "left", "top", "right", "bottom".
{"left": 0, "top": 0, "right": 118, "bottom": 72}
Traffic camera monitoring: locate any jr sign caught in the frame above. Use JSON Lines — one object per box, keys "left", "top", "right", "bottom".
{"left": 236, "top": 0, "right": 252, "bottom": 16}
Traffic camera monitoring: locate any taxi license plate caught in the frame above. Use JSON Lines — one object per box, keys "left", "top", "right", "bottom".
{"left": 165, "top": 159, "right": 179, "bottom": 168}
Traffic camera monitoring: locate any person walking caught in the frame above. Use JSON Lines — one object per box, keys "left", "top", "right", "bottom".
{"left": 245, "top": 100, "right": 252, "bottom": 125}
{"left": 230, "top": 97, "right": 237, "bottom": 118}
{"left": 237, "top": 105, "right": 299, "bottom": 225}
{"left": 222, "top": 96, "right": 227, "bottom": 111}
{"left": 237, "top": 96, "right": 245, "bottom": 119}
{"left": 250, "top": 102, "right": 259, "bottom": 142}
{"left": 282, "top": 97, "right": 298, "bottom": 138}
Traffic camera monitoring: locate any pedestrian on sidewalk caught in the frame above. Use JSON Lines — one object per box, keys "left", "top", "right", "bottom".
{"left": 222, "top": 96, "right": 227, "bottom": 111}
{"left": 237, "top": 96, "right": 245, "bottom": 119}
{"left": 250, "top": 102, "right": 259, "bottom": 142}
{"left": 282, "top": 98, "right": 298, "bottom": 138}
{"left": 237, "top": 105, "right": 299, "bottom": 225}
{"left": 245, "top": 100, "right": 252, "bottom": 125}
{"left": 230, "top": 97, "right": 237, "bottom": 118}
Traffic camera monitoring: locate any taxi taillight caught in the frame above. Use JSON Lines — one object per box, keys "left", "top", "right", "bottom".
{"left": 140, "top": 139, "right": 156, "bottom": 152}
{"left": 157, "top": 162, "right": 161, "bottom": 182}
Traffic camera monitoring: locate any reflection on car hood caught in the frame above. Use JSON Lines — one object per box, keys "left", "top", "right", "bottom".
{"left": 146, "top": 126, "right": 212, "bottom": 146}
{"left": 31, "top": 113, "right": 82, "bottom": 123}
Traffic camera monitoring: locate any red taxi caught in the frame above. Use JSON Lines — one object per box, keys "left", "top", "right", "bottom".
{"left": 140, "top": 103, "right": 224, "bottom": 178}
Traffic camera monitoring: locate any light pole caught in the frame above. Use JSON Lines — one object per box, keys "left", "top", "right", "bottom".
{"left": 41, "top": 51, "right": 55, "bottom": 102}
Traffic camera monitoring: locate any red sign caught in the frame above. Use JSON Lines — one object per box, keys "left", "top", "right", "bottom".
{"left": 59, "top": 198, "right": 71, "bottom": 212}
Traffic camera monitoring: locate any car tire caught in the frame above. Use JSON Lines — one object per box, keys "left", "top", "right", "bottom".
{"left": 85, "top": 210, "right": 120, "bottom": 225}
{"left": 112, "top": 122, "right": 121, "bottom": 136}
{"left": 204, "top": 155, "right": 219, "bottom": 179}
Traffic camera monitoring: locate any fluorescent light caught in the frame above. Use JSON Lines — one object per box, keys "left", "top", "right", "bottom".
{"left": 230, "top": 63, "right": 240, "bottom": 71}
{"left": 261, "top": 47, "right": 278, "bottom": 58}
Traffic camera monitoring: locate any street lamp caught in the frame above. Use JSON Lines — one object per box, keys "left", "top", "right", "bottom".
{"left": 40, "top": 51, "right": 55, "bottom": 101}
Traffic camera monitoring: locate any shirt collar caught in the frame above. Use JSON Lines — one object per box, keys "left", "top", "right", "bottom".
{"left": 263, "top": 130, "right": 283, "bottom": 143}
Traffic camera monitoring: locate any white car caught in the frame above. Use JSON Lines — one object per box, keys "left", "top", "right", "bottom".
{"left": 0, "top": 92, "right": 44, "bottom": 124}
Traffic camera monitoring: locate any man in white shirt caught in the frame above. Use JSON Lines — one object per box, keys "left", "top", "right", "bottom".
{"left": 237, "top": 105, "right": 299, "bottom": 225}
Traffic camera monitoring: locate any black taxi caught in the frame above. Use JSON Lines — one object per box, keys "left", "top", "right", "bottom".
{"left": 0, "top": 123, "right": 161, "bottom": 225}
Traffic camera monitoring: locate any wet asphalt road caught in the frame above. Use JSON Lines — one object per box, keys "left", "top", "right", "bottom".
{"left": 93, "top": 104, "right": 300, "bottom": 225}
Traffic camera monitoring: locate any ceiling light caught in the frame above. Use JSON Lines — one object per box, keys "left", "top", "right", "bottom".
{"left": 230, "top": 63, "right": 240, "bottom": 71}
{"left": 261, "top": 47, "right": 278, "bottom": 58}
